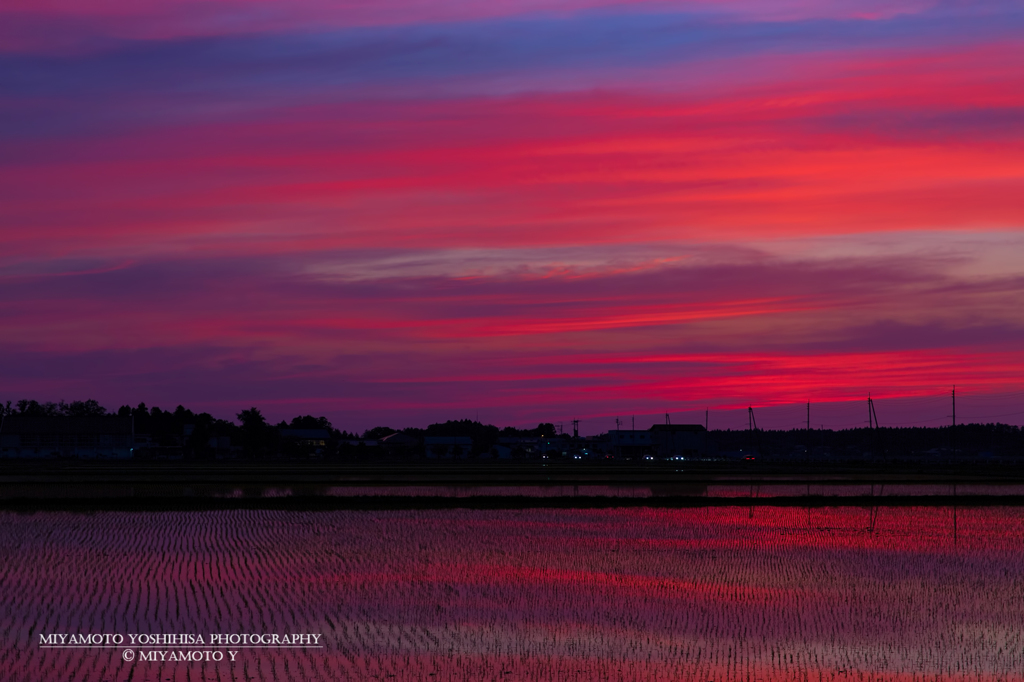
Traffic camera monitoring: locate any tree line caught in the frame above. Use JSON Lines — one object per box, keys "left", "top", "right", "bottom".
{"left": 5, "top": 398, "right": 1020, "bottom": 461}
{"left": 0, "top": 399, "right": 558, "bottom": 459}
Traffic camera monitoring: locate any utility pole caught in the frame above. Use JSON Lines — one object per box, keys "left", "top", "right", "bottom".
{"left": 632, "top": 415, "right": 635, "bottom": 431}
{"left": 704, "top": 408, "right": 709, "bottom": 457}
{"left": 868, "top": 394, "right": 881, "bottom": 461}
{"left": 806, "top": 401, "right": 811, "bottom": 460}
{"left": 615, "top": 417, "right": 621, "bottom": 430}
{"left": 665, "top": 413, "right": 671, "bottom": 426}
{"left": 748, "top": 406, "right": 758, "bottom": 455}
{"left": 952, "top": 386, "right": 956, "bottom": 458}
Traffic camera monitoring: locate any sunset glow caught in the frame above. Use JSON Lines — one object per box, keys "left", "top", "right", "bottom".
{"left": 2, "top": 0, "right": 1023, "bottom": 430}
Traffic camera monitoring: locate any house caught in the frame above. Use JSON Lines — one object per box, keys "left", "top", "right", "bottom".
{"left": 0, "top": 416, "right": 134, "bottom": 459}
{"left": 279, "top": 427, "right": 333, "bottom": 456}
{"left": 380, "top": 432, "right": 419, "bottom": 456}
{"left": 489, "top": 444, "right": 513, "bottom": 459}
{"left": 605, "top": 429, "right": 654, "bottom": 458}
{"left": 497, "top": 436, "right": 539, "bottom": 457}
{"left": 278, "top": 428, "right": 332, "bottom": 447}
{"left": 495, "top": 436, "right": 567, "bottom": 458}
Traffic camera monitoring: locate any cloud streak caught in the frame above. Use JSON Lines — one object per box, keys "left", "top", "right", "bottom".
{"left": 1, "top": 1, "right": 1023, "bottom": 428}
{"left": 2, "top": 238, "right": 1023, "bottom": 428}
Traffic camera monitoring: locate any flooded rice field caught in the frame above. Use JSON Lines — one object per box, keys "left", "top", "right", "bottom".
{"left": 2, "top": 506, "right": 1023, "bottom": 681}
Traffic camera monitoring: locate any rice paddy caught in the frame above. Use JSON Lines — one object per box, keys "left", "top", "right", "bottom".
{"left": 1, "top": 506, "right": 1022, "bottom": 681}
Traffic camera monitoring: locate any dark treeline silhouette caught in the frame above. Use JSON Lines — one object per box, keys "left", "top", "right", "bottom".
{"left": 3, "top": 399, "right": 108, "bottom": 418}
{"left": 1, "top": 399, "right": 1022, "bottom": 463}
{"left": 0, "top": 400, "right": 558, "bottom": 461}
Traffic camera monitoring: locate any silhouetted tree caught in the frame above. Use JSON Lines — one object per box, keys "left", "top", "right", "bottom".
{"left": 182, "top": 411, "right": 237, "bottom": 460}
{"left": 533, "top": 423, "right": 557, "bottom": 438}
{"left": 130, "top": 403, "right": 150, "bottom": 433}
{"left": 363, "top": 426, "right": 396, "bottom": 440}
{"left": 237, "top": 407, "right": 274, "bottom": 458}
{"left": 16, "top": 400, "right": 60, "bottom": 417}
{"left": 290, "top": 415, "right": 333, "bottom": 430}
{"left": 58, "top": 400, "right": 107, "bottom": 417}
{"left": 499, "top": 422, "right": 557, "bottom": 438}
{"left": 237, "top": 407, "right": 266, "bottom": 430}
{"left": 424, "top": 419, "right": 500, "bottom": 455}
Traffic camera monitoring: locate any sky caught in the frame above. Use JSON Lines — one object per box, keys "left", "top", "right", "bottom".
{"left": 2, "top": 0, "right": 1024, "bottom": 433}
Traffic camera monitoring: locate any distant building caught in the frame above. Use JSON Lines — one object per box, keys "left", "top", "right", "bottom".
{"left": 0, "top": 416, "right": 134, "bottom": 459}
{"left": 489, "top": 444, "right": 513, "bottom": 459}
{"left": 130, "top": 433, "right": 175, "bottom": 460}
{"left": 605, "top": 429, "right": 654, "bottom": 458}
{"left": 278, "top": 428, "right": 332, "bottom": 447}
{"left": 598, "top": 425, "right": 708, "bottom": 459}
{"left": 538, "top": 437, "right": 569, "bottom": 457}
{"left": 497, "top": 436, "right": 539, "bottom": 456}
{"left": 380, "top": 432, "right": 419, "bottom": 455}
{"left": 649, "top": 424, "right": 707, "bottom": 459}
{"left": 495, "top": 436, "right": 568, "bottom": 457}
{"left": 424, "top": 436, "right": 473, "bottom": 459}
{"left": 342, "top": 439, "right": 378, "bottom": 448}
{"left": 279, "top": 427, "right": 333, "bottom": 457}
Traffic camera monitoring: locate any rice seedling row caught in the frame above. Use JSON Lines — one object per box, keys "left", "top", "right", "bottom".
{"left": 1, "top": 506, "right": 1022, "bottom": 680}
